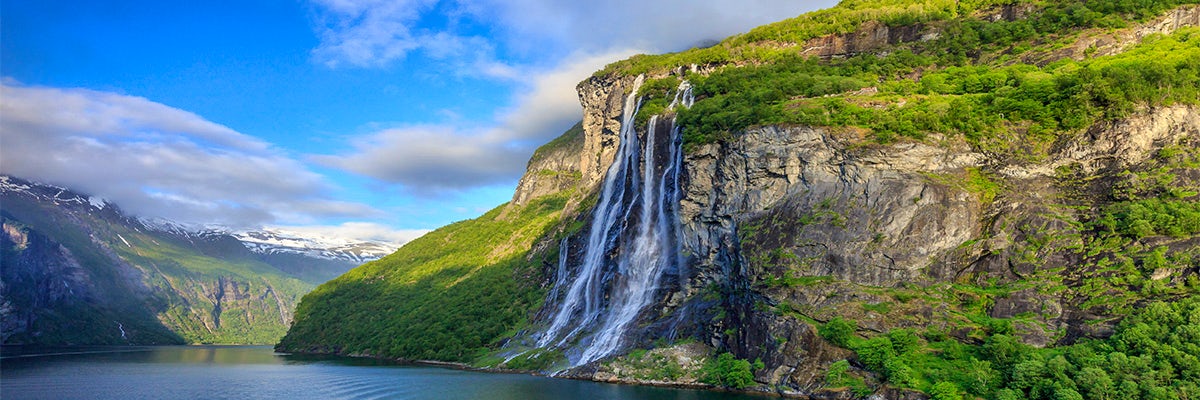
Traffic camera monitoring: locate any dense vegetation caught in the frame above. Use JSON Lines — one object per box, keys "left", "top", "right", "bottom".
{"left": 676, "top": 24, "right": 1200, "bottom": 154}
{"left": 278, "top": 193, "right": 568, "bottom": 361}
{"left": 600, "top": 0, "right": 1199, "bottom": 78}
{"left": 699, "top": 352, "right": 763, "bottom": 389}
{"left": 598, "top": 0, "right": 1200, "bottom": 156}
{"left": 824, "top": 298, "right": 1200, "bottom": 399}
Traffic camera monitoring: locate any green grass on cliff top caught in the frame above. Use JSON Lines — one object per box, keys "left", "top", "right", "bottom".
{"left": 603, "top": 0, "right": 1200, "bottom": 157}
{"left": 598, "top": 0, "right": 1196, "bottom": 77}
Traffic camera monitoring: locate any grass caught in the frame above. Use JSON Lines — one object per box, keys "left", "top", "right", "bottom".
{"left": 278, "top": 193, "right": 570, "bottom": 362}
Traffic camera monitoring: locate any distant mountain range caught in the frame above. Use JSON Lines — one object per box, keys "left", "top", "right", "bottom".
{"left": 0, "top": 175, "right": 397, "bottom": 345}
{"left": 141, "top": 219, "right": 396, "bottom": 266}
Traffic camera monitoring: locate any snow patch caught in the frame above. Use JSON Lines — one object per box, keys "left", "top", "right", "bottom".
{"left": 88, "top": 196, "right": 107, "bottom": 209}
{"left": 0, "top": 176, "right": 31, "bottom": 192}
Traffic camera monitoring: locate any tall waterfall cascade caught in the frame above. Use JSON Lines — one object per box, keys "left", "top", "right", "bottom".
{"left": 532, "top": 77, "right": 695, "bottom": 368}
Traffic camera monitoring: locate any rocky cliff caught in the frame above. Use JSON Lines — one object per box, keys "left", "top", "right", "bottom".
{"left": 515, "top": 2, "right": 1200, "bottom": 395}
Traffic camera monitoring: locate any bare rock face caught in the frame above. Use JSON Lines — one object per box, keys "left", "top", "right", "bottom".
{"left": 556, "top": 104, "right": 1194, "bottom": 390}
{"left": 1049, "top": 106, "right": 1200, "bottom": 175}
{"left": 0, "top": 222, "right": 94, "bottom": 342}
{"left": 801, "top": 20, "right": 934, "bottom": 59}
{"left": 512, "top": 123, "right": 586, "bottom": 206}
{"left": 577, "top": 75, "right": 641, "bottom": 187}
{"left": 680, "top": 126, "right": 986, "bottom": 288}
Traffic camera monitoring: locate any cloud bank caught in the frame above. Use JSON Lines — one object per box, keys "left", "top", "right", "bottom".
{"left": 0, "top": 82, "right": 378, "bottom": 228}
{"left": 310, "top": 0, "right": 836, "bottom": 194}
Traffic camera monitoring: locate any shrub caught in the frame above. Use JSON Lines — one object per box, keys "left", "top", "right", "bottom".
{"left": 700, "top": 352, "right": 757, "bottom": 389}
{"left": 855, "top": 336, "right": 897, "bottom": 372}
{"left": 929, "top": 381, "right": 963, "bottom": 400}
{"left": 820, "top": 317, "right": 857, "bottom": 347}
{"left": 888, "top": 329, "right": 921, "bottom": 355}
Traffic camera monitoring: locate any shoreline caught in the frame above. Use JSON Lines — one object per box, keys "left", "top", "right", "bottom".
{"left": 285, "top": 348, "right": 798, "bottom": 398}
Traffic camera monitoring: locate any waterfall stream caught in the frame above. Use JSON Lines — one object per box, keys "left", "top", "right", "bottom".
{"left": 534, "top": 77, "right": 694, "bottom": 368}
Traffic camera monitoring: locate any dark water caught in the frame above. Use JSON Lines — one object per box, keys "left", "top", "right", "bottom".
{"left": 0, "top": 346, "right": 762, "bottom": 400}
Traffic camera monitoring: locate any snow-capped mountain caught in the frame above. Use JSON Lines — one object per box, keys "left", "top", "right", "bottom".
{"left": 232, "top": 228, "right": 396, "bottom": 264}
{"left": 1, "top": 175, "right": 114, "bottom": 213}
{"left": 2, "top": 175, "right": 399, "bottom": 281}
{"left": 137, "top": 218, "right": 397, "bottom": 264}
{"left": 1, "top": 174, "right": 316, "bottom": 345}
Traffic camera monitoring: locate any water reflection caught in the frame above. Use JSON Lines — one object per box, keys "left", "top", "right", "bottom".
{"left": 1, "top": 346, "right": 760, "bottom": 400}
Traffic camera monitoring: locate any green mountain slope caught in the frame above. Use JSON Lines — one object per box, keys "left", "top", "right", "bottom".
{"left": 278, "top": 193, "right": 569, "bottom": 361}
{"left": 1, "top": 176, "right": 312, "bottom": 345}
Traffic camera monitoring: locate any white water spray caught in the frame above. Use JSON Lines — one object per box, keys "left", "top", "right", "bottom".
{"left": 535, "top": 77, "right": 694, "bottom": 367}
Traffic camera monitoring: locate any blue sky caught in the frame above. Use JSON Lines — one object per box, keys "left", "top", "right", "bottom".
{"left": 1, "top": 0, "right": 834, "bottom": 244}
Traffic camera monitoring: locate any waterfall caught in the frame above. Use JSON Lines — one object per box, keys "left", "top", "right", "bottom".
{"left": 534, "top": 76, "right": 694, "bottom": 367}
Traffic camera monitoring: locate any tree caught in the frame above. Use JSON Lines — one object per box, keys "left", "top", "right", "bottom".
{"left": 888, "top": 328, "right": 921, "bottom": 355}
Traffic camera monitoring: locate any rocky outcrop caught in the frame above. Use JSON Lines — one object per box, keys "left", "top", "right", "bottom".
{"left": 800, "top": 20, "right": 935, "bottom": 59}
{"left": 577, "top": 74, "right": 642, "bottom": 187}
{"left": 512, "top": 123, "right": 586, "bottom": 206}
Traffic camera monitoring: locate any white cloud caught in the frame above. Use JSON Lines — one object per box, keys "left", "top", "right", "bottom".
{"left": 0, "top": 82, "right": 380, "bottom": 228}
{"left": 314, "top": 49, "right": 635, "bottom": 192}
{"left": 308, "top": 0, "right": 836, "bottom": 194}
{"left": 313, "top": 124, "right": 527, "bottom": 193}
{"left": 310, "top": 0, "right": 439, "bottom": 68}
{"left": 462, "top": 0, "right": 840, "bottom": 55}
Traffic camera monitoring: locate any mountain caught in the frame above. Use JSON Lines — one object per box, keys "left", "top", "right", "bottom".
{"left": 280, "top": 1, "right": 1200, "bottom": 398}
{"left": 0, "top": 175, "right": 354, "bottom": 345}
{"left": 138, "top": 219, "right": 394, "bottom": 284}
{"left": 233, "top": 228, "right": 395, "bottom": 265}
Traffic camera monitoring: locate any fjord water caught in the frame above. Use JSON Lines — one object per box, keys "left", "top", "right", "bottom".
{"left": 1, "top": 346, "right": 757, "bottom": 400}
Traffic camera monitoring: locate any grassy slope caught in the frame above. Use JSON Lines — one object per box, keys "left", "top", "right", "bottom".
{"left": 277, "top": 193, "right": 570, "bottom": 362}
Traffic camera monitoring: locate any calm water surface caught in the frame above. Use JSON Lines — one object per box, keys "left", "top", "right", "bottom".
{"left": 0, "top": 346, "right": 763, "bottom": 400}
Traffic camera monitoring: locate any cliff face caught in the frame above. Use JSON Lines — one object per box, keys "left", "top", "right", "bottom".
{"left": 668, "top": 106, "right": 1198, "bottom": 388}
{"left": 577, "top": 74, "right": 642, "bottom": 187}
{"left": 526, "top": 83, "right": 1198, "bottom": 389}
{"left": 528, "top": 18, "right": 1200, "bottom": 390}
